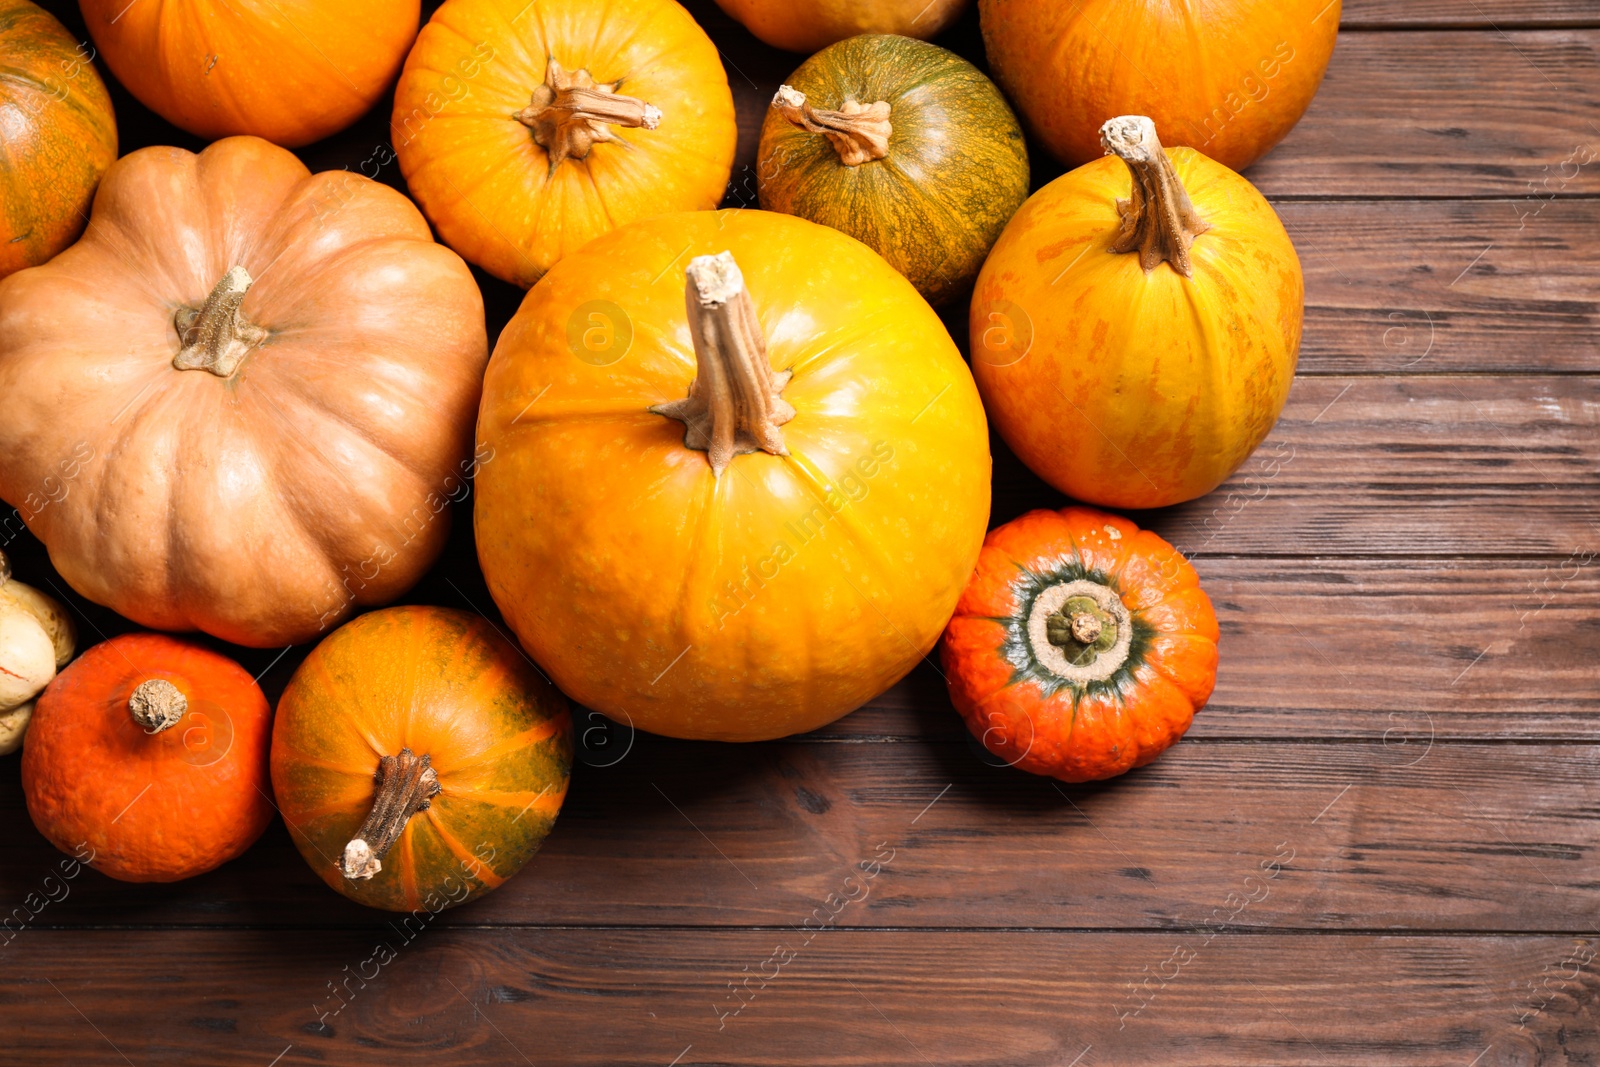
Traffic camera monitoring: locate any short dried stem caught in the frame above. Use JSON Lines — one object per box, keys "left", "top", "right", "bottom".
{"left": 771, "top": 85, "right": 891, "bottom": 166}
{"left": 1100, "top": 115, "right": 1211, "bottom": 278}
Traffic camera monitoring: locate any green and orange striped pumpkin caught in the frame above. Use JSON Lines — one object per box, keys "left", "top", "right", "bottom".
{"left": 757, "top": 34, "right": 1028, "bottom": 306}
{"left": 0, "top": 0, "right": 116, "bottom": 280}
{"left": 271, "top": 606, "right": 572, "bottom": 911}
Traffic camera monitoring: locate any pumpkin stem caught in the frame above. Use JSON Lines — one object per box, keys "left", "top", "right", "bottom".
{"left": 0, "top": 548, "right": 10, "bottom": 587}
{"left": 1100, "top": 116, "right": 1211, "bottom": 278}
{"left": 771, "top": 85, "right": 891, "bottom": 167}
{"left": 1029, "top": 581, "right": 1133, "bottom": 684}
{"left": 128, "top": 679, "right": 187, "bottom": 734}
{"left": 173, "top": 266, "right": 269, "bottom": 377}
{"left": 341, "top": 748, "right": 441, "bottom": 881}
{"left": 650, "top": 252, "right": 796, "bottom": 477}
{"left": 515, "top": 58, "right": 661, "bottom": 171}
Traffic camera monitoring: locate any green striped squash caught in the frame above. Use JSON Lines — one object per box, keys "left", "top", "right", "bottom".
{"left": 757, "top": 34, "right": 1028, "bottom": 306}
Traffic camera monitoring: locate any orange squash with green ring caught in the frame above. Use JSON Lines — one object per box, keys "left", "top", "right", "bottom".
{"left": 942, "top": 506, "right": 1218, "bottom": 782}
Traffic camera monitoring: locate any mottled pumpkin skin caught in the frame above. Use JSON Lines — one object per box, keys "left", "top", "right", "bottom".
{"left": 716, "top": 0, "right": 970, "bottom": 52}
{"left": 758, "top": 34, "right": 1028, "bottom": 307}
{"left": 980, "top": 0, "right": 1340, "bottom": 170}
{"left": 272, "top": 607, "right": 573, "bottom": 912}
{"left": 0, "top": 0, "right": 116, "bottom": 280}
{"left": 971, "top": 147, "right": 1302, "bottom": 508}
{"left": 393, "top": 0, "right": 737, "bottom": 288}
{"left": 942, "top": 508, "right": 1218, "bottom": 783}
{"left": 79, "top": 0, "right": 418, "bottom": 147}
{"left": 476, "top": 210, "right": 991, "bottom": 742}
{"left": 22, "top": 634, "right": 274, "bottom": 882}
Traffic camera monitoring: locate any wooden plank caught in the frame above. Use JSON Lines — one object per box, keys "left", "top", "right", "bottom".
{"left": 1284, "top": 199, "right": 1600, "bottom": 374}
{"left": 2, "top": 928, "right": 1594, "bottom": 1064}
{"left": 1343, "top": 0, "right": 1600, "bottom": 28}
{"left": 1247, "top": 30, "right": 1600, "bottom": 198}
{"left": 3, "top": 740, "right": 1596, "bottom": 931}
{"left": 991, "top": 375, "right": 1600, "bottom": 558}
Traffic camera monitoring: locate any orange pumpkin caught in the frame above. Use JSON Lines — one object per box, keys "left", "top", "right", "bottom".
{"left": 22, "top": 633, "right": 274, "bottom": 881}
{"left": 78, "top": 0, "right": 419, "bottom": 147}
{"left": 475, "top": 209, "right": 992, "bottom": 741}
{"left": 715, "top": 0, "right": 972, "bottom": 53}
{"left": 980, "top": 0, "right": 1340, "bottom": 170}
{"left": 0, "top": 0, "right": 116, "bottom": 281}
{"left": 942, "top": 507, "right": 1218, "bottom": 783}
{"left": 971, "top": 116, "right": 1302, "bottom": 509}
{"left": 271, "top": 606, "right": 573, "bottom": 912}
{"left": 393, "top": 0, "right": 737, "bottom": 288}
{"left": 0, "top": 136, "right": 487, "bottom": 647}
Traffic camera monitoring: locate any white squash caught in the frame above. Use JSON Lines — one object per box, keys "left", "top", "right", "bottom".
{"left": 0, "top": 550, "right": 75, "bottom": 755}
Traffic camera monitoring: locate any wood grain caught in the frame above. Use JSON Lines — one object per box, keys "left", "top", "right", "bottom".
{"left": 3, "top": 739, "right": 1596, "bottom": 931}
{"left": 1343, "top": 0, "right": 1600, "bottom": 28}
{"left": 3, "top": 928, "right": 1595, "bottom": 1065}
{"left": 990, "top": 375, "right": 1600, "bottom": 557}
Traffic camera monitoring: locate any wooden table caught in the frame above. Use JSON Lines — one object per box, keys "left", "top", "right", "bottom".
{"left": 4, "top": 1, "right": 1598, "bottom": 1063}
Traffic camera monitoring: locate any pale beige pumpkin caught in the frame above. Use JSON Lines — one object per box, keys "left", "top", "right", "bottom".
{"left": 0, "top": 137, "right": 488, "bottom": 647}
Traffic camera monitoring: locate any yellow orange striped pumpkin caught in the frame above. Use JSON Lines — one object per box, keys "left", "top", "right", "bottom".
{"left": 271, "top": 606, "right": 572, "bottom": 911}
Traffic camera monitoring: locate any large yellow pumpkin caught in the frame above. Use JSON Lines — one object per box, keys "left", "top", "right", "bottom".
{"left": 971, "top": 117, "right": 1302, "bottom": 509}
{"left": 476, "top": 210, "right": 991, "bottom": 741}
{"left": 392, "top": 0, "right": 737, "bottom": 288}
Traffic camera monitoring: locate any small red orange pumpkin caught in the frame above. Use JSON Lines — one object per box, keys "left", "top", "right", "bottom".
{"left": 22, "top": 633, "right": 274, "bottom": 881}
{"left": 942, "top": 507, "right": 1218, "bottom": 783}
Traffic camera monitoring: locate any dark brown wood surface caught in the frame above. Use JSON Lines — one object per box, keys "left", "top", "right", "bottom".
{"left": 3, "top": 1, "right": 1597, "bottom": 1064}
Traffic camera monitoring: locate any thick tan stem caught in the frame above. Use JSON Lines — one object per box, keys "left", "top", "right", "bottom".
{"left": 516, "top": 58, "right": 662, "bottom": 170}
{"left": 650, "top": 252, "right": 795, "bottom": 477}
{"left": 173, "top": 266, "right": 268, "bottom": 377}
{"left": 341, "top": 748, "right": 440, "bottom": 881}
{"left": 1100, "top": 115, "right": 1211, "bottom": 278}
{"left": 129, "top": 679, "right": 186, "bottom": 734}
{"left": 0, "top": 548, "right": 10, "bottom": 587}
{"left": 771, "top": 85, "right": 891, "bottom": 166}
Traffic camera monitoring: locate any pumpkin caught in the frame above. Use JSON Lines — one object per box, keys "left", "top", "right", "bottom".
{"left": 757, "top": 34, "right": 1029, "bottom": 307}
{"left": 971, "top": 116, "right": 1302, "bottom": 509}
{"left": 715, "top": 0, "right": 971, "bottom": 53}
{"left": 0, "top": 136, "right": 488, "bottom": 647}
{"left": 271, "top": 606, "right": 573, "bottom": 912}
{"left": 942, "top": 506, "right": 1218, "bottom": 782}
{"left": 0, "top": 548, "right": 76, "bottom": 754}
{"left": 392, "top": 0, "right": 737, "bottom": 289}
{"left": 22, "top": 633, "right": 273, "bottom": 881}
{"left": 475, "top": 209, "right": 992, "bottom": 742}
{"left": 979, "top": 0, "right": 1340, "bottom": 171}
{"left": 0, "top": 0, "right": 116, "bottom": 281}
{"left": 78, "top": 0, "right": 419, "bottom": 148}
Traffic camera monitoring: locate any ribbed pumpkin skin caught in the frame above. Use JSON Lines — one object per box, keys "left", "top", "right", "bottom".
{"left": 272, "top": 607, "right": 573, "bottom": 912}
{"left": 475, "top": 210, "right": 992, "bottom": 742}
{"left": 980, "top": 0, "right": 1339, "bottom": 170}
{"left": 22, "top": 634, "right": 274, "bottom": 882}
{"left": 758, "top": 34, "right": 1028, "bottom": 307}
{"left": 715, "top": 0, "right": 970, "bottom": 52}
{"left": 78, "top": 0, "right": 418, "bottom": 147}
{"left": 393, "top": 0, "right": 737, "bottom": 288}
{"left": 971, "top": 147, "right": 1302, "bottom": 508}
{"left": 0, "top": 137, "right": 488, "bottom": 647}
{"left": 942, "top": 507, "right": 1218, "bottom": 783}
{"left": 0, "top": 0, "right": 116, "bottom": 280}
